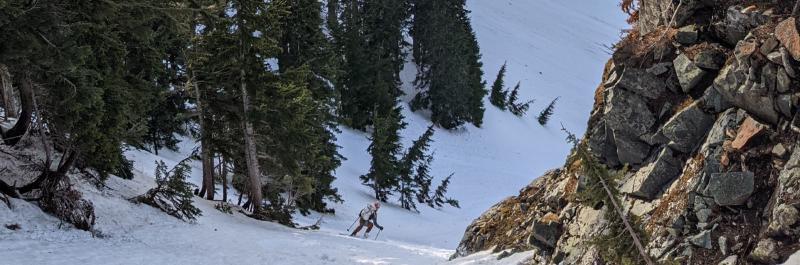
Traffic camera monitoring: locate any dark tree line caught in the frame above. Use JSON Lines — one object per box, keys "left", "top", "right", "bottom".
{"left": 0, "top": 0, "right": 475, "bottom": 225}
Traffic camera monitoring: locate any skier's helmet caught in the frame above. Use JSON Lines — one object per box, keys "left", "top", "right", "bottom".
{"left": 373, "top": 201, "right": 381, "bottom": 209}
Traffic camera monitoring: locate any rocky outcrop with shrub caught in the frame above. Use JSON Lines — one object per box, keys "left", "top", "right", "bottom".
{"left": 454, "top": 1, "right": 800, "bottom": 264}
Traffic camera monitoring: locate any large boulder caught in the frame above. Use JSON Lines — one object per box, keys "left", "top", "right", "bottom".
{"left": 528, "top": 213, "right": 563, "bottom": 248}
{"left": 676, "top": 25, "right": 699, "bottom": 45}
{"left": 604, "top": 88, "right": 656, "bottom": 139}
{"left": 699, "top": 84, "right": 732, "bottom": 114}
{"left": 613, "top": 131, "right": 652, "bottom": 165}
{"left": 660, "top": 102, "right": 715, "bottom": 153}
{"left": 694, "top": 48, "right": 726, "bottom": 70}
{"left": 621, "top": 147, "right": 683, "bottom": 200}
{"left": 718, "top": 5, "right": 768, "bottom": 45}
{"left": 714, "top": 63, "right": 781, "bottom": 125}
{"left": 587, "top": 120, "right": 621, "bottom": 167}
{"left": 702, "top": 172, "right": 754, "bottom": 206}
{"left": 614, "top": 67, "right": 668, "bottom": 99}
{"left": 674, "top": 54, "right": 708, "bottom": 93}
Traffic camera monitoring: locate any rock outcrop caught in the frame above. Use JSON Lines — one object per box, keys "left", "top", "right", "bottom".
{"left": 454, "top": 2, "right": 800, "bottom": 264}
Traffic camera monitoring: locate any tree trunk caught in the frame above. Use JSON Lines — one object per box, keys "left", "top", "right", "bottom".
{"left": 241, "top": 76, "right": 262, "bottom": 214}
{"left": 19, "top": 150, "right": 77, "bottom": 195}
{"left": 598, "top": 169, "right": 654, "bottom": 265}
{"left": 3, "top": 72, "right": 33, "bottom": 146}
{"left": 221, "top": 156, "right": 228, "bottom": 202}
{"left": 0, "top": 64, "right": 14, "bottom": 121}
{"left": 239, "top": 16, "right": 263, "bottom": 214}
{"left": 202, "top": 149, "right": 214, "bottom": 200}
{"left": 0, "top": 178, "right": 20, "bottom": 198}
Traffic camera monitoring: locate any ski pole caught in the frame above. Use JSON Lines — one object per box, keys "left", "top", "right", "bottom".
{"left": 346, "top": 217, "right": 358, "bottom": 231}
{"left": 374, "top": 229, "right": 382, "bottom": 240}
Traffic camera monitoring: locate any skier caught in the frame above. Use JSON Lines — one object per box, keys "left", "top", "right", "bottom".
{"left": 350, "top": 201, "right": 383, "bottom": 238}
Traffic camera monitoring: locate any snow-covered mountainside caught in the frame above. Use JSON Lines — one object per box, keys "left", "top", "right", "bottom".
{"left": 0, "top": 0, "right": 625, "bottom": 264}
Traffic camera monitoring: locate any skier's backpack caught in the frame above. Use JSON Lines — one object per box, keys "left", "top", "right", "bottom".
{"left": 359, "top": 204, "right": 375, "bottom": 220}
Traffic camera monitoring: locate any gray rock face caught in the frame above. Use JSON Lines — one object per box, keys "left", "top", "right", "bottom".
{"left": 674, "top": 54, "right": 708, "bottom": 93}
{"left": 604, "top": 88, "right": 656, "bottom": 137}
{"left": 778, "top": 67, "right": 792, "bottom": 93}
{"left": 688, "top": 230, "right": 712, "bottom": 249}
{"left": 621, "top": 147, "right": 683, "bottom": 199}
{"left": 720, "top": 5, "right": 768, "bottom": 45}
{"left": 714, "top": 64, "right": 781, "bottom": 125}
{"left": 661, "top": 102, "right": 716, "bottom": 153}
{"left": 529, "top": 218, "right": 562, "bottom": 248}
{"left": 695, "top": 49, "right": 725, "bottom": 70}
{"left": 703, "top": 172, "right": 754, "bottom": 206}
{"left": 614, "top": 68, "right": 668, "bottom": 99}
{"left": 696, "top": 208, "right": 712, "bottom": 223}
{"left": 702, "top": 109, "right": 738, "bottom": 150}
{"left": 677, "top": 25, "right": 699, "bottom": 45}
{"left": 777, "top": 94, "right": 794, "bottom": 118}
{"left": 587, "top": 120, "right": 621, "bottom": 167}
{"left": 762, "top": 63, "right": 778, "bottom": 93}
{"left": 613, "top": 131, "right": 652, "bottom": 165}
{"left": 700, "top": 85, "right": 732, "bottom": 114}
{"left": 647, "top": 62, "right": 672, "bottom": 76}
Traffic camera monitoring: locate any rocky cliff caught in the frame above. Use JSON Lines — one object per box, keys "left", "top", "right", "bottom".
{"left": 454, "top": 1, "right": 800, "bottom": 264}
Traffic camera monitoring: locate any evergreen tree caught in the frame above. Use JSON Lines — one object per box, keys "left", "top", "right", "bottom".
{"left": 144, "top": 90, "right": 189, "bottom": 156}
{"left": 489, "top": 62, "right": 509, "bottom": 110}
{"left": 506, "top": 82, "right": 534, "bottom": 117}
{"left": 360, "top": 107, "right": 406, "bottom": 202}
{"left": 429, "top": 174, "right": 459, "bottom": 208}
{"left": 537, "top": 97, "right": 559, "bottom": 126}
{"left": 397, "top": 125, "right": 435, "bottom": 211}
{"left": 338, "top": 0, "right": 408, "bottom": 130}
{"left": 0, "top": 0, "right": 195, "bottom": 180}
{"left": 270, "top": 0, "right": 343, "bottom": 214}
{"left": 134, "top": 159, "right": 201, "bottom": 221}
{"left": 411, "top": 0, "right": 486, "bottom": 129}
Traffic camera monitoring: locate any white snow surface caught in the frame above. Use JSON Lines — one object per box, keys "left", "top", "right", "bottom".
{"left": 0, "top": 1, "right": 626, "bottom": 264}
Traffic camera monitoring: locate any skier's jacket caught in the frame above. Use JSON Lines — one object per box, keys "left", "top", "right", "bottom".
{"left": 358, "top": 204, "right": 380, "bottom": 227}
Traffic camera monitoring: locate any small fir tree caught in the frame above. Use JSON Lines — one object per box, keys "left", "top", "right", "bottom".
{"left": 360, "top": 106, "right": 407, "bottom": 202}
{"left": 489, "top": 62, "right": 508, "bottom": 109}
{"left": 134, "top": 159, "right": 201, "bottom": 221}
{"left": 397, "top": 125, "right": 435, "bottom": 211}
{"left": 537, "top": 97, "right": 559, "bottom": 126}
{"left": 506, "top": 82, "right": 534, "bottom": 116}
{"left": 429, "top": 174, "right": 459, "bottom": 208}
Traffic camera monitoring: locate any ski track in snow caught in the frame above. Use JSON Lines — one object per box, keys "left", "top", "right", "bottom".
{"left": 0, "top": 1, "right": 626, "bottom": 264}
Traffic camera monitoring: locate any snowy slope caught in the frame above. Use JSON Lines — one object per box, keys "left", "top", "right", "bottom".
{"left": 0, "top": 1, "right": 625, "bottom": 264}
{"left": 313, "top": 0, "right": 628, "bottom": 249}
